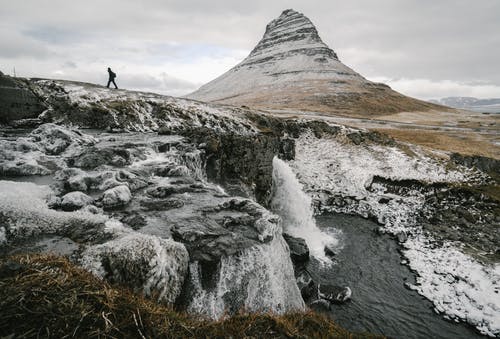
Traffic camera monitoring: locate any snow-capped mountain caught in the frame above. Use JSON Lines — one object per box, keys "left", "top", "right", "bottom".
{"left": 186, "top": 9, "right": 444, "bottom": 117}
{"left": 430, "top": 97, "right": 500, "bottom": 113}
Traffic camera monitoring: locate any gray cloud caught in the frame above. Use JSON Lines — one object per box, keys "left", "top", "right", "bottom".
{"left": 0, "top": 0, "right": 498, "bottom": 98}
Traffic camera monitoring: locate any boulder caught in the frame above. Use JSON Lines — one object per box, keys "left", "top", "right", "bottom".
{"left": 80, "top": 233, "right": 189, "bottom": 304}
{"left": 60, "top": 191, "right": 93, "bottom": 211}
{"left": 283, "top": 233, "right": 310, "bottom": 265}
{"left": 295, "top": 269, "right": 318, "bottom": 301}
{"left": 102, "top": 185, "right": 131, "bottom": 208}
{"left": 318, "top": 284, "right": 352, "bottom": 304}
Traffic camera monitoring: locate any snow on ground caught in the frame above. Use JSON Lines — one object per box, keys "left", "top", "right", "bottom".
{"left": 34, "top": 80, "right": 260, "bottom": 134}
{"left": 0, "top": 180, "right": 107, "bottom": 240}
{"left": 290, "top": 130, "right": 500, "bottom": 336}
{"left": 404, "top": 236, "right": 500, "bottom": 337}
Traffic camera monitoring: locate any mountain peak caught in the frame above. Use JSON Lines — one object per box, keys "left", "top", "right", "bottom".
{"left": 248, "top": 9, "right": 337, "bottom": 62}
{"left": 186, "top": 9, "right": 442, "bottom": 117}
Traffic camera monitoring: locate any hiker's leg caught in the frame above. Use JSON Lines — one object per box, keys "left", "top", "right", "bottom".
{"left": 113, "top": 80, "right": 118, "bottom": 89}
{"left": 106, "top": 79, "right": 111, "bottom": 88}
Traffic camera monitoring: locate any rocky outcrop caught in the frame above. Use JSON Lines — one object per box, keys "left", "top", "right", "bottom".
{"left": 182, "top": 127, "right": 294, "bottom": 205}
{"left": 186, "top": 9, "right": 447, "bottom": 117}
{"left": 450, "top": 153, "right": 500, "bottom": 176}
{"left": 0, "top": 73, "right": 45, "bottom": 123}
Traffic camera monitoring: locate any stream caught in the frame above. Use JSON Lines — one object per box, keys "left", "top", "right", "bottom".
{"left": 307, "top": 213, "right": 486, "bottom": 339}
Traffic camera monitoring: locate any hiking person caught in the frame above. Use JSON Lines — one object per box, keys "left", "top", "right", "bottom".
{"left": 106, "top": 67, "right": 118, "bottom": 89}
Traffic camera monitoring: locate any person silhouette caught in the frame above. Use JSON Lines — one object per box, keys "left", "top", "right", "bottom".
{"left": 106, "top": 67, "right": 118, "bottom": 89}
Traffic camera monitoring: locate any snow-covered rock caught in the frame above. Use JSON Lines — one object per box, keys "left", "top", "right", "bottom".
{"left": 60, "top": 191, "right": 93, "bottom": 211}
{"left": 0, "top": 180, "right": 106, "bottom": 242}
{"left": 80, "top": 233, "right": 189, "bottom": 304}
{"left": 30, "top": 123, "right": 97, "bottom": 155}
{"left": 102, "top": 185, "right": 132, "bottom": 208}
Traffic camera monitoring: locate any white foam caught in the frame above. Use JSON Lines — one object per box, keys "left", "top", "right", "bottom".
{"left": 271, "top": 157, "right": 337, "bottom": 264}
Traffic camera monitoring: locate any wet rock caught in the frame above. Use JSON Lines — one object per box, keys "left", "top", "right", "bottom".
{"left": 0, "top": 161, "right": 51, "bottom": 176}
{"left": 139, "top": 198, "right": 185, "bottom": 211}
{"left": 324, "top": 244, "right": 338, "bottom": 258}
{"left": 283, "top": 233, "right": 310, "bottom": 265}
{"left": 70, "top": 147, "right": 132, "bottom": 169}
{"left": 378, "top": 196, "right": 392, "bottom": 204}
{"left": 120, "top": 213, "right": 147, "bottom": 230}
{"left": 102, "top": 185, "right": 131, "bottom": 209}
{"left": 80, "top": 233, "right": 189, "bottom": 304}
{"left": 154, "top": 164, "right": 189, "bottom": 177}
{"left": 185, "top": 129, "right": 294, "bottom": 206}
{"left": 318, "top": 284, "right": 352, "bottom": 304}
{"left": 60, "top": 191, "right": 93, "bottom": 211}
{"left": 295, "top": 269, "right": 318, "bottom": 301}
{"left": 147, "top": 183, "right": 205, "bottom": 198}
{"left": 172, "top": 199, "right": 279, "bottom": 262}
{"left": 396, "top": 231, "right": 408, "bottom": 243}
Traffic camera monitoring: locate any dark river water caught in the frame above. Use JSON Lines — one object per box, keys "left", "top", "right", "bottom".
{"left": 307, "top": 214, "right": 487, "bottom": 339}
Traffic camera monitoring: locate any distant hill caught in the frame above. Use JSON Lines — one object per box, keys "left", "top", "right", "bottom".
{"left": 429, "top": 97, "right": 500, "bottom": 113}
{"left": 186, "top": 9, "right": 450, "bottom": 117}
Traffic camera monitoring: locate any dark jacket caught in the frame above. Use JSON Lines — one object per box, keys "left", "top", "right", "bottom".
{"left": 108, "top": 69, "right": 116, "bottom": 79}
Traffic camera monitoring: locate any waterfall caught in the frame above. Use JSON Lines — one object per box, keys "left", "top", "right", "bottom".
{"left": 186, "top": 235, "right": 305, "bottom": 319}
{"left": 271, "top": 157, "right": 338, "bottom": 264}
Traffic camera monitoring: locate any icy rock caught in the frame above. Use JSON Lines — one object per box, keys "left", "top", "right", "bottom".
{"left": 102, "top": 185, "right": 132, "bottom": 208}
{"left": 52, "top": 168, "right": 90, "bottom": 193}
{"left": 80, "top": 233, "right": 189, "bottom": 304}
{"left": 283, "top": 233, "right": 309, "bottom": 265}
{"left": 0, "top": 161, "right": 51, "bottom": 176}
{"left": 184, "top": 234, "right": 304, "bottom": 318}
{"left": 0, "top": 180, "right": 107, "bottom": 242}
{"left": 172, "top": 198, "right": 280, "bottom": 262}
{"left": 72, "top": 147, "right": 132, "bottom": 169}
{"left": 318, "top": 284, "right": 352, "bottom": 304}
{"left": 30, "top": 123, "right": 96, "bottom": 155}
{"left": 60, "top": 191, "right": 93, "bottom": 211}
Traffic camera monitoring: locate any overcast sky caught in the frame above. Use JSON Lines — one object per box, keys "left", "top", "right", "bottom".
{"left": 1, "top": 0, "right": 499, "bottom": 99}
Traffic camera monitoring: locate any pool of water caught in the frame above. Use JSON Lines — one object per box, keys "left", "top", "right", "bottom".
{"left": 307, "top": 214, "right": 486, "bottom": 339}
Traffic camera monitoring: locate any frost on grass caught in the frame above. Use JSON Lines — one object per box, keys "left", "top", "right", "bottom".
{"left": 80, "top": 233, "right": 189, "bottom": 304}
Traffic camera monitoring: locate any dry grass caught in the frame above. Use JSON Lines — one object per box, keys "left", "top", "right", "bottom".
{"left": 375, "top": 128, "right": 500, "bottom": 159}
{"left": 0, "top": 254, "right": 380, "bottom": 338}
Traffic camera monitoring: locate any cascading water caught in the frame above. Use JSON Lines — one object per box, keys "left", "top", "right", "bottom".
{"left": 271, "top": 157, "right": 338, "bottom": 264}
{"left": 186, "top": 234, "right": 305, "bottom": 319}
